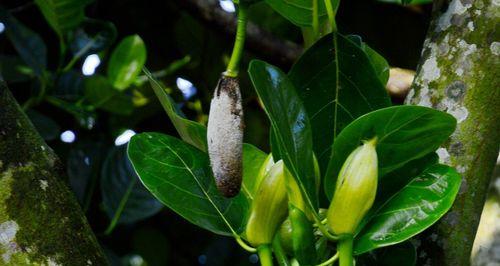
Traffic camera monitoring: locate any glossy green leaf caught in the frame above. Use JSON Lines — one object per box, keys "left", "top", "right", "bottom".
{"left": 374, "top": 153, "right": 438, "bottom": 208}
{"left": 290, "top": 204, "right": 317, "bottom": 265}
{"left": 0, "top": 9, "right": 47, "bottom": 77}
{"left": 354, "top": 164, "right": 461, "bottom": 254}
{"left": 264, "top": 0, "right": 328, "bottom": 27}
{"left": 101, "top": 145, "right": 163, "bottom": 228}
{"left": 108, "top": 35, "right": 147, "bottom": 90}
{"left": 34, "top": 0, "right": 89, "bottom": 35}
{"left": 127, "top": 132, "right": 249, "bottom": 236}
{"left": 324, "top": 106, "right": 457, "bottom": 199}
{"left": 145, "top": 68, "right": 207, "bottom": 150}
{"left": 356, "top": 241, "right": 416, "bottom": 266}
{"left": 248, "top": 60, "right": 318, "bottom": 211}
{"left": 26, "top": 109, "right": 60, "bottom": 141}
{"left": 241, "top": 143, "right": 268, "bottom": 200}
{"left": 289, "top": 33, "right": 391, "bottom": 173}
{"left": 347, "top": 35, "right": 390, "bottom": 85}
{"left": 36, "top": 0, "right": 90, "bottom": 35}
{"left": 85, "top": 75, "right": 134, "bottom": 115}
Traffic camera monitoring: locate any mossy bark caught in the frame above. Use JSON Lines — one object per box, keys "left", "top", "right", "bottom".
{"left": 406, "top": 0, "right": 500, "bottom": 265}
{"left": 0, "top": 81, "right": 108, "bottom": 265}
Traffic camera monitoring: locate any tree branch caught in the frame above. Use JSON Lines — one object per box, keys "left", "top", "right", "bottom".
{"left": 405, "top": 0, "right": 500, "bottom": 264}
{"left": 0, "top": 80, "right": 108, "bottom": 265}
{"left": 173, "top": 0, "right": 302, "bottom": 66}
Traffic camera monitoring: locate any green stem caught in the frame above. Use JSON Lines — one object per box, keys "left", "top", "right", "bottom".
{"left": 337, "top": 237, "right": 353, "bottom": 266}
{"left": 316, "top": 252, "right": 339, "bottom": 266}
{"left": 57, "top": 34, "right": 67, "bottom": 71}
{"left": 104, "top": 178, "right": 137, "bottom": 235}
{"left": 62, "top": 39, "right": 96, "bottom": 72}
{"left": 224, "top": 4, "right": 248, "bottom": 77}
{"left": 312, "top": 0, "right": 319, "bottom": 39}
{"left": 236, "top": 236, "right": 257, "bottom": 253}
{"left": 258, "top": 244, "right": 274, "bottom": 266}
{"left": 323, "top": 0, "right": 338, "bottom": 31}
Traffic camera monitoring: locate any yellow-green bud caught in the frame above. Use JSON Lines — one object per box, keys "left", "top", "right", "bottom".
{"left": 327, "top": 137, "right": 378, "bottom": 236}
{"left": 246, "top": 160, "right": 288, "bottom": 246}
{"left": 253, "top": 153, "right": 274, "bottom": 195}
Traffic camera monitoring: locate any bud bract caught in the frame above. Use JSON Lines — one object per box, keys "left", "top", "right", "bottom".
{"left": 246, "top": 160, "right": 288, "bottom": 246}
{"left": 327, "top": 137, "right": 378, "bottom": 236}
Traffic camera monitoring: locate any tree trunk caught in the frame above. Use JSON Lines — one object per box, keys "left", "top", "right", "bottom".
{"left": 405, "top": 0, "right": 500, "bottom": 265}
{"left": 0, "top": 81, "right": 108, "bottom": 265}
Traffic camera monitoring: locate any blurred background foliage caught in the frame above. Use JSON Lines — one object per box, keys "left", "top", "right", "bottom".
{"left": 0, "top": 0, "right": 437, "bottom": 265}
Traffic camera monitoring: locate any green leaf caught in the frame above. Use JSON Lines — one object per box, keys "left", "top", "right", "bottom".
{"left": 127, "top": 132, "right": 249, "bottom": 236}
{"left": 34, "top": 0, "right": 89, "bottom": 35}
{"left": 354, "top": 164, "right": 461, "bottom": 254}
{"left": 108, "top": 35, "right": 147, "bottom": 90}
{"left": 85, "top": 75, "right": 134, "bottom": 115}
{"left": 144, "top": 68, "right": 207, "bottom": 151}
{"left": 264, "top": 0, "right": 328, "bottom": 27}
{"left": 101, "top": 145, "right": 163, "bottom": 228}
{"left": 356, "top": 241, "right": 416, "bottom": 266}
{"left": 374, "top": 153, "right": 438, "bottom": 208}
{"left": 289, "top": 33, "right": 391, "bottom": 173}
{"left": 248, "top": 60, "right": 318, "bottom": 211}
{"left": 290, "top": 205, "right": 317, "bottom": 265}
{"left": 347, "top": 35, "right": 390, "bottom": 85}
{"left": 0, "top": 9, "right": 47, "bottom": 77}
{"left": 26, "top": 109, "right": 60, "bottom": 141}
{"left": 324, "top": 106, "right": 456, "bottom": 199}
{"left": 242, "top": 143, "right": 268, "bottom": 200}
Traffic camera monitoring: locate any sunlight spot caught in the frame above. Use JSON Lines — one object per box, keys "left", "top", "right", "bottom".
{"left": 198, "top": 254, "right": 207, "bottom": 264}
{"left": 82, "top": 54, "right": 101, "bottom": 76}
{"left": 176, "top": 77, "right": 197, "bottom": 100}
{"left": 219, "top": 0, "right": 236, "bottom": 13}
{"left": 249, "top": 254, "right": 259, "bottom": 264}
{"left": 129, "top": 255, "right": 144, "bottom": 266}
{"left": 60, "top": 130, "right": 76, "bottom": 143}
{"left": 114, "top": 129, "right": 136, "bottom": 146}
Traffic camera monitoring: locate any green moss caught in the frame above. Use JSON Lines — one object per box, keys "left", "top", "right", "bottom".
{"left": 0, "top": 81, "right": 108, "bottom": 265}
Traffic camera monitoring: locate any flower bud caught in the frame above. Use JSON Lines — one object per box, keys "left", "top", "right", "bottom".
{"left": 327, "top": 137, "right": 378, "bottom": 236}
{"left": 253, "top": 153, "right": 274, "bottom": 195}
{"left": 207, "top": 76, "right": 244, "bottom": 197}
{"left": 246, "top": 160, "right": 288, "bottom": 246}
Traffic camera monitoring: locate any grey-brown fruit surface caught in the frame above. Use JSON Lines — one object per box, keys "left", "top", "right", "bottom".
{"left": 207, "top": 76, "right": 244, "bottom": 197}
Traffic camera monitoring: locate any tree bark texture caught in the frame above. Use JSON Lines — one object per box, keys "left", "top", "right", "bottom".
{"left": 406, "top": 0, "right": 499, "bottom": 265}
{"left": 0, "top": 81, "right": 108, "bottom": 265}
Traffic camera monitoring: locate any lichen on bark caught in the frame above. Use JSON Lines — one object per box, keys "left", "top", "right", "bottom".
{"left": 0, "top": 81, "right": 108, "bottom": 265}
{"left": 406, "top": 0, "right": 500, "bottom": 265}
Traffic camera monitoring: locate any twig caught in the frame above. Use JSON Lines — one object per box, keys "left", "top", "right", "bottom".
{"left": 173, "top": 0, "right": 302, "bottom": 66}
